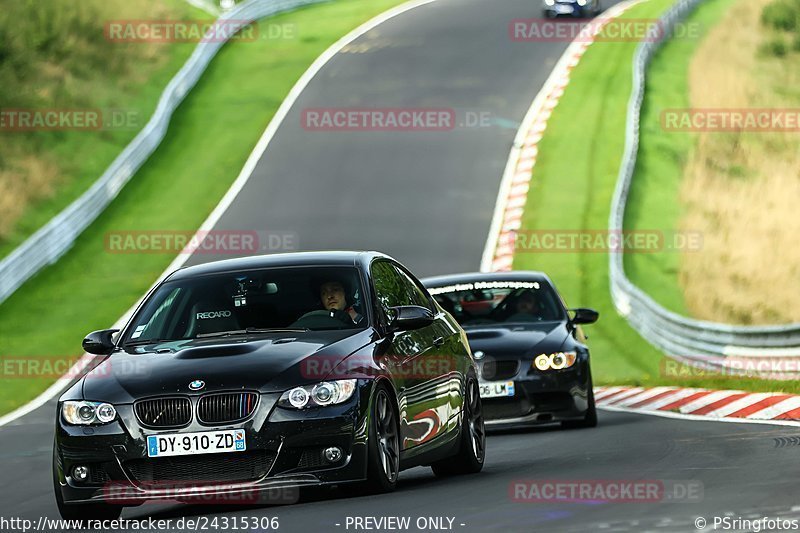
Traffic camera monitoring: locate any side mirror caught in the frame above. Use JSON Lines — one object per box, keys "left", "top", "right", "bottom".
{"left": 82, "top": 329, "right": 120, "bottom": 355}
{"left": 570, "top": 308, "right": 599, "bottom": 325}
{"left": 388, "top": 305, "right": 435, "bottom": 332}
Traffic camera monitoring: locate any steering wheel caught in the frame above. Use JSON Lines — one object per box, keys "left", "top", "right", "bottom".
{"left": 290, "top": 309, "right": 353, "bottom": 329}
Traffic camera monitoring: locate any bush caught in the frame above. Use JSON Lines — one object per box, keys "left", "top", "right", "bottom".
{"left": 760, "top": 37, "right": 789, "bottom": 56}
{"left": 761, "top": 0, "right": 800, "bottom": 31}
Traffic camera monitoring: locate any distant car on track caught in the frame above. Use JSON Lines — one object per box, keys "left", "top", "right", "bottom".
{"left": 542, "top": 0, "right": 601, "bottom": 18}
{"left": 422, "top": 271, "right": 598, "bottom": 430}
{"left": 53, "top": 251, "right": 485, "bottom": 519}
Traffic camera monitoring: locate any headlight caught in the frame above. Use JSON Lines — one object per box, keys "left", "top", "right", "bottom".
{"left": 532, "top": 351, "right": 577, "bottom": 371}
{"left": 578, "top": 0, "right": 587, "bottom": 5}
{"left": 62, "top": 401, "right": 117, "bottom": 425}
{"left": 545, "top": 0, "right": 555, "bottom": 5}
{"left": 278, "top": 379, "right": 357, "bottom": 409}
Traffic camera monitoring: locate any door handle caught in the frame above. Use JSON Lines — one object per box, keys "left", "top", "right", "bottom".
{"left": 433, "top": 337, "right": 445, "bottom": 347}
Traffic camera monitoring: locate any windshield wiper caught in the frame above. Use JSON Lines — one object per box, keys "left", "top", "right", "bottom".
{"left": 123, "top": 338, "right": 176, "bottom": 347}
{"left": 195, "top": 327, "right": 310, "bottom": 338}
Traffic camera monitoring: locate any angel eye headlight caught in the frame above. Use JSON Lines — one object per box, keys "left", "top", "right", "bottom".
{"left": 62, "top": 401, "right": 117, "bottom": 425}
{"left": 279, "top": 380, "right": 357, "bottom": 409}
{"left": 533, "top": 351, "right": 577, "bottom": 371}
{"left": 534, "top": 354, "right": 551, "bottom": 371}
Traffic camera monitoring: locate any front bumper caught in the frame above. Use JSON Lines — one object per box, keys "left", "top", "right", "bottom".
{"left": 478, "top": 359, "right": 590, "bottom": 428}
{"left": 55, "top": 382, "right": 373, "bottom": 505}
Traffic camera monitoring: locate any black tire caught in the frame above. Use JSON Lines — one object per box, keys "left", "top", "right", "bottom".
{"left": 561, "top": 373, "right": 598, "bottom": 429}
{"left": 362, "top": 385, "right": 400, "bottom": 493}
{"left": 431, "top": 376, "right": 485, "bottom": 477}
{"left": 53, "top": 444, "right": 123, "bottom": 521}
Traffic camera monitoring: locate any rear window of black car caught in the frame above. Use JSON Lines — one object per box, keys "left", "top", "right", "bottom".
{"left": 122, "top": 266, "right": 367, "bottom": 344}
{"left": 428, "top": 280, "right": 564, "bottom": 325}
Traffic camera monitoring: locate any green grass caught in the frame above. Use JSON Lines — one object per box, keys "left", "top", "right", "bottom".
{"left": 513, "top": 0, "right": 800, "bottom": 394}
{"left": 0, "top": 0, "right": 408, "bottom": 415}
{"left": 623, "top": 0, "right": 733, "bottom": 315}
{"left": 0, "top": 0, "right": 205, "bottom": 257}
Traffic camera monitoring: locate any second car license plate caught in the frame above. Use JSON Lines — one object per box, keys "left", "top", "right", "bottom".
{"left": 479, "top": 380, "right": 515, "bottom": 398}
{"left": 147, "top": 429, "right": 246, "bottom": 458}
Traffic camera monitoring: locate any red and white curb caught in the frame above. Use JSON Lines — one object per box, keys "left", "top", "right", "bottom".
{"left": 596, "top": 386, "right": 800, "bottom": 426}
{"left": 481, "top": 0, "right": 646, "bottom": 272}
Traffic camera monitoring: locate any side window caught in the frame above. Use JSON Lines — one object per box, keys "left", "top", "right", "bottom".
{"left": 371, "top": 261, "right": 411, "bottom": 317}
{"left": 392, "top": 265, "right": 433, "bottom": 311}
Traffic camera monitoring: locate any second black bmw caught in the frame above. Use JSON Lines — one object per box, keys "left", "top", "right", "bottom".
{"left": 422, "top": 271, "right": 598, "bottom": 430}
{"left": 54, "top": 251, "right": 484, "bottom": 519}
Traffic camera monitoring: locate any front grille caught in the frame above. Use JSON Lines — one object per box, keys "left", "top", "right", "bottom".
{"left": 482, "top": 398, "right": 532, "bottom": 420}
{"left": 198, "top": 392, "right": 259, "bottom": 424}
{"left": 125, "top": 451, "right": 275, "bottom": 486}
{"left": 529, "top": 392, "right": 574, "bottom": 411}
{"left": 90, "top": 465, "right": 112, "bottom": 485}
{"left": 481, "top": 360, "right": 520, "bottom": 381}
{"left": 135, "top": 397, "right": 192, "bottom": 428}
{"left": 297, "top": 448, "right": 328, "bottom": 470}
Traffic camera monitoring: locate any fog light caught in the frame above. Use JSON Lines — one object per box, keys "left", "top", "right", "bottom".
{"left": 72, "top": 465, "right": 89, "bottom": 482}
{"left": 323, "top": 446, "right": 343, "bottom": 463}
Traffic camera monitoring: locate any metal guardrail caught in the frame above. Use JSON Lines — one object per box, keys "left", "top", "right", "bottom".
{"left": 609, "top": 0, "right": 800, "bottom": 360}
{"left": 0, "top": 0, "right": 325, "bottom": 305}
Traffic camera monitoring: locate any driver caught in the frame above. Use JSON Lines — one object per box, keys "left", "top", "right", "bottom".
{"left": 319, "top": 280, "right": 364, "bottom": 325}
{"left": 514, "top": 290, "right": 539, "bottom": 315}
{"left": 506, "top": 290, "right": 541, "bottom": 321}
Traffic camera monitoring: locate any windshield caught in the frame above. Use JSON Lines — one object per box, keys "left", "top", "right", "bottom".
{"left": 122, "top": 266, "right": 367, "bottom": 345}
{"left": 429, "top": 280, "right": 564, "bottom": 326}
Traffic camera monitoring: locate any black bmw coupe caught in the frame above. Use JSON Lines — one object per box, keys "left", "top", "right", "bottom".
{"left": 54, "top": 251, "right": 484, "bottom": 519}
{"left": 422, "top": 271, "right": 598, "bottom": 430}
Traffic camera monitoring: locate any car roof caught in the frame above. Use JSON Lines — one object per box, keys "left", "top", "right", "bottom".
{"left": 167, "top": 251, "right": 392, "bottom": 281}
{"left": 421, "top": 270, "right": 554, "bottom": 288}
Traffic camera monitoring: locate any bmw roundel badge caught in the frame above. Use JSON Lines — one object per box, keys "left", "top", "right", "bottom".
{"left": 189, "top": 380, "right": 205, "bottom": 391}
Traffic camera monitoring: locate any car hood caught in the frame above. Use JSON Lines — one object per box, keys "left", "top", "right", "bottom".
{"left": 463, "top": 322, "right": 569, "bottom": 359}
{"left": 81, "top": 330, "right": 372, "bottom": 403}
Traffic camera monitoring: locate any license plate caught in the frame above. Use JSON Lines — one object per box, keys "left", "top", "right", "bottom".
{"left": 147, "top": 429, "right": 246, "bottom": 458}
{"left": 556, "top": 4, "right": 574, "bottom": 12}
{"left": 479, "top": 380, "right": 515, "bottom": 398}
